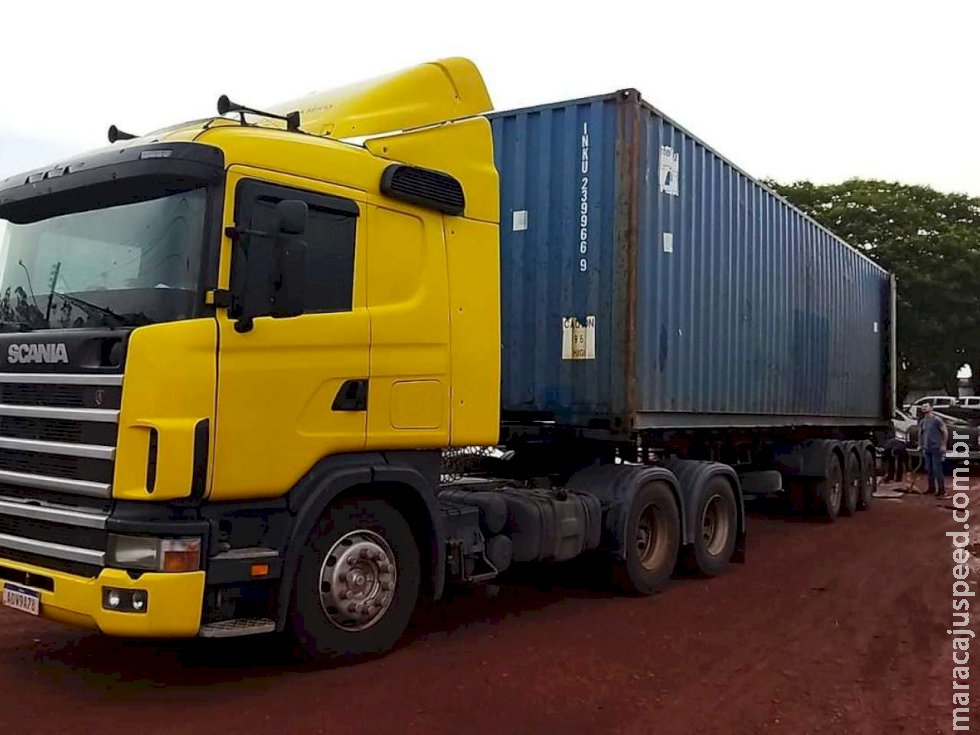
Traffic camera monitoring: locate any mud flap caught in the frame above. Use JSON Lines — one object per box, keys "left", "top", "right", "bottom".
{"left": 732, "top": 528, "right": 747, "bottom": 564}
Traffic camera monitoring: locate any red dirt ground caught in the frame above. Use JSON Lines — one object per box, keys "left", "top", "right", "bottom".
{"left": 1, "top": 479, "right": 977, "bottom": 735}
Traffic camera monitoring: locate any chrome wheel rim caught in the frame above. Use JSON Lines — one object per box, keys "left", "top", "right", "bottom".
{"left": 319, "top": 529, "right": 397, "bottom": 631}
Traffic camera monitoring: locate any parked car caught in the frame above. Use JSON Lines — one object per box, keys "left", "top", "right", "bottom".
{"left": 959, "top": 396, "right": 980, "bottom": 409}
{"left": 909, "top": 395, "right": 958, "bottom": 417}
{"left": 892, "top": 409, "right": 916, "bottom": 441}
{"left": 907, "top": 411, "right": 980, "bottom": 462}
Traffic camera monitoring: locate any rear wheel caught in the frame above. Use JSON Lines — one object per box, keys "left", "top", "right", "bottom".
{"left": 613, "top": 481, "right": 681, "bottom": 594}
{"left": 810, "top": 453, "right": 843, "bottom": 522}
{"left": 857, "top": 449, "right": 875, "bottom": 510}
{"left": 683, "top": 478, "right": 738, "bottom": 575}
{"left": 840, "top": 452, "right": 860, "bottom": 517}
{"left": 288, "top": 497, "right": 420, "bottom": 662}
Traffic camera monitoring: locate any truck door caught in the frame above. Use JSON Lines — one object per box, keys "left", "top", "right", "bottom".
{"left": 211, "top": 168, "right": 369, "bottom": 500}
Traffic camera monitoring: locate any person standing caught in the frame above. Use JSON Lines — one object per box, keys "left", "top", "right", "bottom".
{"left": 917, "top": 401, "right": 948, "bottom": 497}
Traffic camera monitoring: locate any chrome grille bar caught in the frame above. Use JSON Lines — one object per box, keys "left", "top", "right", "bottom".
{"left": 0, "top": 469, "right": 110, "bottom": 498}
{"left": 0, "top": 404, "right": 119, "bottom": 423}
{"left": 0, "top": 373, "right": 122, "bottom": 386}
{"left": 0, "top": 436, "right": 114, "bottom": 460}
{"left": 0, "top": 532, "right": 105, "bottom": 565}
{"left": 0, "top": 497, "right": 107, "bottom": 529}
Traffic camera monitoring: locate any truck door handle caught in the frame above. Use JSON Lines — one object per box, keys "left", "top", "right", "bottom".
{"left": 332, "top": 379, "right": 368, "bottom": 411}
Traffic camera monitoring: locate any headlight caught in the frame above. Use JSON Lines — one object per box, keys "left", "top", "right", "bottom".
{"left": 107, "top": 535, "right": 202, "bottom": 573}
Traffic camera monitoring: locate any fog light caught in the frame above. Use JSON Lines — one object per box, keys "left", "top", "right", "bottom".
{"left": 102, "top": 588, "right": 149, "bottom": 613}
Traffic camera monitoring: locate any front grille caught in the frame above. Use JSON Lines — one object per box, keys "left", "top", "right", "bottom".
{"left": 0, "top": 449, "right": 112, "bottom": 483}
{"left": 0, "top": 383, "right": 121, "bottom": 410}
{"left": 0, "top": 372, "right": 119, "bottom": 574}
{"left": 0, "top": 514, "right": 105, "bottom": 551}
{"left": 0, "top": 483, "right": 111, "bottom": 513}
{"left": 0, "top": 416, "right": 117, "bottom": 445}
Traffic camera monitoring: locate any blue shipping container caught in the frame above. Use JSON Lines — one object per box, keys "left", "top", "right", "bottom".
{"left": 490, "top": 91, "right": 893, "bottom": 431}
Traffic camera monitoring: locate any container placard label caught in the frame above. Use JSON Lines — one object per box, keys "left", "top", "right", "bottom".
{"left": 513, "top": 210, "right": 528, "bottom": 232}
{"left": 561, "top": 316, "right": 596, "bottom": 360}
{"left": 659, "top": 146, "right": 679, "bottom": 196}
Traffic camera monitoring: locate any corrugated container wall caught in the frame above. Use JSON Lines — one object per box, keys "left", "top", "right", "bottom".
{"left": 489, "top": 91, "right": 892, "bottom": 431}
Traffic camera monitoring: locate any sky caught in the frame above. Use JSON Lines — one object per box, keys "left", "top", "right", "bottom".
{"left": 1, "top": 0, "right": 978, "bottom": 196}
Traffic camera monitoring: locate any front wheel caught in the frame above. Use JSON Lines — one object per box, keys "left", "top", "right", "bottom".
{"left": 288, "top": 497, "right": 420, "bottom": 661}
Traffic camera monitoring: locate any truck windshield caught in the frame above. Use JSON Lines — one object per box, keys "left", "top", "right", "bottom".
{"left": 0, "top": 187, "right": 208, "bottom": 330}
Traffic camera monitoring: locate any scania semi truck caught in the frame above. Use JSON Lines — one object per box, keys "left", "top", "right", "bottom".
{"left": 0, "top": 59, "right": 894, "bottom": 659}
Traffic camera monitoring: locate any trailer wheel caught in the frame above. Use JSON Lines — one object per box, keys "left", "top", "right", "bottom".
{"left": 811, "top": 453, "right": 843, "bottom": 522}
{"left": 288, "top": 497, "right": 420, "bottom": 661}
{"left": 613, "top": 481, "right": 680, "bottom": 595}
{"left": 683, "top": 477, "right": 738, "bottom": 575}
{"left": 857, "top": 448, "right": 875, "bottom": 511}
{"left": 840, "top": 452, "right": 860, "bottom": 517}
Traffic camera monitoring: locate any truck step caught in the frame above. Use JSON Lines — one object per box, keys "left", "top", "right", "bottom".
{"left": 198, "top": 617, "right": 276, "bottom": 638}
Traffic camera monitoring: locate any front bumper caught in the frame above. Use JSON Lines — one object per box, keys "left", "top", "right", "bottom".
{"left": 0, "top": 554, "right": 204, "bottom": 637}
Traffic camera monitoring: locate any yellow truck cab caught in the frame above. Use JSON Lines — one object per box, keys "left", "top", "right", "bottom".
{"left": 0, "top": 59, "right": 503, "bottom": 655}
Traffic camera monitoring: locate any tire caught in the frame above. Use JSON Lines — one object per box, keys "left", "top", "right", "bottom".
{"left": 288, "top": 497, "right": 420, "bottom": 662}
{"left": 682, "top": 477, "right": 738, "bottom": 576}
{"left": 612, "top": 481, "right": 681, "bottom": 595}
{"left": 840, "top": 452, "right": 860, "bottom": 517}
{"left": 857, "top": 449, "right": 875, "bottom": 511}
{"left": 810, "top": 452, "right": 843, "bottom": 522}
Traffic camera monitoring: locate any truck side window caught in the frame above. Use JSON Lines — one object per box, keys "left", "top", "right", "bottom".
{"left": 233, "top": 180, "right": 359, "bottom": 315}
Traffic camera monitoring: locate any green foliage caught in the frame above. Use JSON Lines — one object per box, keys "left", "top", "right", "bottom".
{"left": 766, "top": 179, "right": 980, "bottom": 398}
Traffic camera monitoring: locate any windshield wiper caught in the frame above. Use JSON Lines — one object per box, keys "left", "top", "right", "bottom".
{"left": 50, "top": 291, "right": 152, "bottom": 328}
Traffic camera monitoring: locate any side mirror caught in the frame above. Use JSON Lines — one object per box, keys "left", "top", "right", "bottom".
{"left": 269, "top": 200, "right": 307, "bottom": 319}
{"left": 276, "top": 199, "right": 307, "bottom": 236}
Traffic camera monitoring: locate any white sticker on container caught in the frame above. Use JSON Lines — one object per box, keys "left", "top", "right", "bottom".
{"left": 663, "top": 232, "right": 674, "bottom": 253}
{"left": 512, "top": 210, "right": 528, "bottom": 232}
{"left": 873, "top": 321, "right": 879, "bottom": 333}
{"left": 659, "top": 146, "right": 680, "bottom": 196}
{"left": 561, "top": 316, "right": 596, "bottom": 360}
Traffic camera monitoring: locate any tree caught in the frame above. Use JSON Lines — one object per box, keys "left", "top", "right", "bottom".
{"left": 767, "top": 179, "right": 980, "bottom": 401}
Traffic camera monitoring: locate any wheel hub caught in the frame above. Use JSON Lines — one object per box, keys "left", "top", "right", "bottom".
{"left": 636, "top": 505, "right": 667, "bottom": 571}
{"left": 700, "top": 494, "right": 731, "bottom": 556}
{"left": 319, "top": 530, "right": 397, "bottom": 631}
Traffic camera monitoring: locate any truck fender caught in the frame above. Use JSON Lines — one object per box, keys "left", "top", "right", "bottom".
{"left": 277, "top": 453, "right": 446, "bottom": 631}
{"left": 661, "top": 459, "right": 745, "bottom": 562}
{"left": 565, "top": 464, "right": 683, "bottom": 562}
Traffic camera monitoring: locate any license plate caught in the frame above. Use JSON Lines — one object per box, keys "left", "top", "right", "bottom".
{"left": 2, "top": 583, "right": 40, "bottom": 616}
